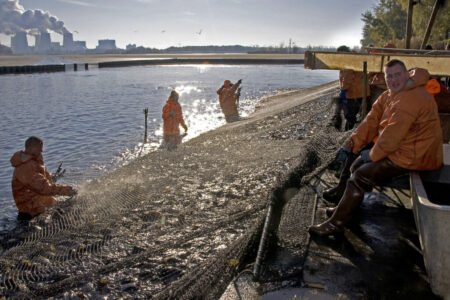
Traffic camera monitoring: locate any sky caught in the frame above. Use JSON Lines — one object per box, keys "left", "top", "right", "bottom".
{"left": 0, "top": 0, "right": 379, "bottom": 49}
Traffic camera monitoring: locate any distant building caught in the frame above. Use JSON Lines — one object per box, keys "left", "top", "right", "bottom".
{"left": 35, "top": 32, "right": 51, "bottom": 53}
{"left": 126, "top": 44, "right": 137, "bottom": 50}
{"left": 97, "top": 39, "right": 116, "bottom": 51}
{"left": 51, "top": 42, "right": 61, "bottom": 51}
{"left": 63, "top": 33, "right": 74, "bottom": 50}
{"left": 74, "top": 41, "right": 86, "bottom": 49}
{"left": 11, "top": 31, "right": 29, "bottom": 54}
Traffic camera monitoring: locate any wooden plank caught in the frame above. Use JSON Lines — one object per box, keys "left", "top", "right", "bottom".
{"left": 305, "top": 51, "right": 450, "bottom": 76}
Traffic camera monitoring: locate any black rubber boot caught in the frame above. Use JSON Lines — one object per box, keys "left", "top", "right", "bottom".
{"left": 326, "top": 207, "right": 336, "bottom": 217}
{"left": 331, "top": 114, "right": 342, "bottom": 130}
{"left": 323, "top": 153, "right": 358, "bottom": 203}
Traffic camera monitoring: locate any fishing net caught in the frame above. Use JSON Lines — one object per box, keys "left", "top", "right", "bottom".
{"left": 0, "top": 84, "right": 347, "bottom": 299}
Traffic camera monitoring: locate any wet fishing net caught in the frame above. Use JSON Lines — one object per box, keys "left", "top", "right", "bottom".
{"left": 0, "top": 84, "right": 348, "bottom": 299}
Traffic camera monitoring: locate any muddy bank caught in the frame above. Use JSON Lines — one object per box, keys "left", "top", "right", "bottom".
{"left": 0, "top": 81, "right": 338, "bottom": 299}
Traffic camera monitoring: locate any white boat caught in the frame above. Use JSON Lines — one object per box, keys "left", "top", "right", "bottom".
{"left": 411, "top": 144, "right": 450, "bottom": 299}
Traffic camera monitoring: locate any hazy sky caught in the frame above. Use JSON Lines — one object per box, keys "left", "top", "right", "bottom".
{"left": 0, "top": 0, "right": 379, "bottom": 49}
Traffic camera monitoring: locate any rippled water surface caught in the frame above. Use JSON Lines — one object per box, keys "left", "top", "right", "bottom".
{"left": 0, "top": 64, "right": 337, "bottom": 229}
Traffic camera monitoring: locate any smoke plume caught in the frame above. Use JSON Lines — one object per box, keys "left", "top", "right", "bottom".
{"left": 0, "top": 0, "right": 70, "bottom": 35}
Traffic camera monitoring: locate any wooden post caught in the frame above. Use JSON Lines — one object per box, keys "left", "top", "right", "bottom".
{"left": 405, "top": 0, "right": 415, "bottom": 49}
{"left": 362, "top": 61, "right": 368, "bottom": 119}
{"left": 143, "top": 108, "right": 148, "bottom": 144}
{"left": 421, "top": 0, "right": 442, "bottom": 49}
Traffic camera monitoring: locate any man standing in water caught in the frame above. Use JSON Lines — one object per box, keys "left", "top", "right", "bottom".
{"left": 309, "top": 60, "right": 443, "bottom": 236}
{"left": 162, "top": 90, "right": 188, "bottom": 150}
{"left": 10, "top": 136, "right": 74, "bottom": 220}
{"left": 217, "top": 79, "right": 242, "bottom": 123}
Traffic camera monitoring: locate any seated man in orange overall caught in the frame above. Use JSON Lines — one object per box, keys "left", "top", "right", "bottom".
{"left": 11, "top": 136, "right": 74, "bottom": 219}
{"left": 217, "top": 79, "right": 242, "bottom": 123}
{"left": 310, "top": 60, "right": 443, "bottom": 236}
{"left": 162, "top": 90, "right": 188, "bottom": 150}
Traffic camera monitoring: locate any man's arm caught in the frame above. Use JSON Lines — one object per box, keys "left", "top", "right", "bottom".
{"left": 20, "top": 164, "right": 72, "bottom": 196}
{"left": 349, "top": 92, "right": 386, "bottom": 153}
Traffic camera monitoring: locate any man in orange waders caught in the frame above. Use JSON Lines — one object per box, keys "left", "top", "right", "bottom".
{"left": 217, "top": 79, "right": 242, "bottom": 123}
{"left": 11, "top": 136, "right": 74, "bottom": 220}
{"left": 310, "top": 60, "right": 443, "bottom": 236}
{"left": 162, "top": 90, "right": 188, "bottom": 150}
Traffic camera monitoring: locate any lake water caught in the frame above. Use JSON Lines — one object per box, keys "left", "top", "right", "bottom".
{"left": 0, "top": 64, "right": 337, "bottom": 230}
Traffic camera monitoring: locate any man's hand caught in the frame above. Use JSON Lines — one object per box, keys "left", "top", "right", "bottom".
{"left": 339, "top": 89, "right": 347, "bottom": 100}
{"left": 237, "top": 79, "right": 242, "bottom": 85}
{"left": 182, "top": 124, "right": 188, "bottom": 133}
{"left": 70, "top": 188, "right": 78, "bottom": 197}
{"left": 361, "top": 149, "right": 372, "bottom": 163}
{"left": 169, "top": 109, "right": 176, "bottom": 117}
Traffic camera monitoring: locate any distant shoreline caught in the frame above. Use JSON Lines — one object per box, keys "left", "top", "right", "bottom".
{"left": 0, "top": 53, "right": 305, "bottom": 67}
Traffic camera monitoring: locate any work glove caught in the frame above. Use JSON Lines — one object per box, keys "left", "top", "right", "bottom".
{"left": 237, "top": 79, "right": 242, "bottom": 85}
{"left": 339, "top": 89, "right": 347, "bottom": 100}
{"left": 361, "top": 149, "right": 372, "bottom": 163}
{"left": 70, "top": 188, "right": 78, "bottom": 197}
{"left": 335, "top": 146, "right": 351, "bottom": 163}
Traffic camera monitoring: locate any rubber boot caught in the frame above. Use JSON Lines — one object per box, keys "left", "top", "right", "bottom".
{"left": 309, "top": 180, "right": 364, "bottom": 236}
{"left": 330, "top": 114, "right": 342, "bottom": 130}
{"left": 323, "top": 153, "right": 358, "bottom": 203}
{"left": 344, "top": 121, "right": 355, "bottom": 131}
{"left": 328, "top": 97, "right": 343, "bottom": 130}
{"left": 325, "top": 207, "right": 336, "bottom": 218}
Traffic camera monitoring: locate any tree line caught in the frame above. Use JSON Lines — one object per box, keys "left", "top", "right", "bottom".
{"left": 361, "top": 0, "right": 449, "bottom": 49}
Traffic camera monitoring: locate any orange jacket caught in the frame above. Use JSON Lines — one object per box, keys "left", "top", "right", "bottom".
{"left": 162, "top": 98, "right": 187, "bottom": 135}
{"left": 339, "top": 70, "right": 370, "bottom": 99}
{"left": 217, "top": 82, "right": 240, "bottom": 116}
{"left": 10, "top": 151, "right": 72, "bottom": 216}
{"left": 348, "top": 68, "right": 443, "bottom": 170}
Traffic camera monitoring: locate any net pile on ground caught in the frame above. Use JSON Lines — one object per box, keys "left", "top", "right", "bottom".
{"left": 0, "top": 83, "right": 342, "bottom": 299}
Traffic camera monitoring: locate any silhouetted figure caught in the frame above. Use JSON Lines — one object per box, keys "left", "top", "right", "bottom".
{"left": 162, "top": 91, "right": 188, "bottom": 150}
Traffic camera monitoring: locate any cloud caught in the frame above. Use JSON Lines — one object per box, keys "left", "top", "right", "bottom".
{"left": 56, "top": 0, "right": 97, "bottom": 7}
{"left": 0, "top": 0, "right": 70, "bottom": 35}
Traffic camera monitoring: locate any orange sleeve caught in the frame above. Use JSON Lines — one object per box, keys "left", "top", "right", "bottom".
{"left": 22, "top": 164, "right": 71, "bottom": 196}
{"left": 230, "top": 82, "right": 240, "bottom": 93}
{"left": 177, "top": 106, "right": 187, "bottom": 129}
{"left": 350, "top": 92, "right": 387, "bottom": 153}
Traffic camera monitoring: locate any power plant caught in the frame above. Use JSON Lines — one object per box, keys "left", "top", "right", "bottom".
{"left": 8, "top": 31, "right": 118, "bottom": 54}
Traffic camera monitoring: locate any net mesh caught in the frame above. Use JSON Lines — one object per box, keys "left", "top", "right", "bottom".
{"left": 0, "top": 85, "right": 348, "bottom": 299}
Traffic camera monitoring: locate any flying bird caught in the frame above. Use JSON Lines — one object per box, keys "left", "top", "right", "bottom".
{"left": 196, "top": 29, "right": 202, "bottom": 35}
{"left": 161, "top": 30, "right": 166, "bottom": 33}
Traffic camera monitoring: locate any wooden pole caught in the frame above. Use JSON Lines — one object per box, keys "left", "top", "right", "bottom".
{"left": 143, "top": 108, "right": 148, "bottom": 144}
{"left": 421, "top": 0, "right": 442, "bottom": 49}
{"left": 362, "top": 61, "right": 368, "bottom": 119}
{"left": 405, "top": 0, "right": 415, "bottom": 49}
